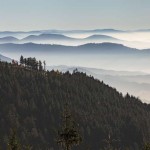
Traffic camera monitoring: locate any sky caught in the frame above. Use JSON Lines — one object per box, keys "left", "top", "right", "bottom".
{"left": 0, "top": 0, "right": 150, "bottom": 31}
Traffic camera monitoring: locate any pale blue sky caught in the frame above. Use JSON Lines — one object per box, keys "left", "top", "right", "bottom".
{"left": 0, "top": 0, "right": 149, "bottom": 31}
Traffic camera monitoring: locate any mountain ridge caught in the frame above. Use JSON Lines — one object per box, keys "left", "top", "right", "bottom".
{"left": 0, "top": 61, "right": 150, "bottom": 150}
{"left": 22, "top": 33, "right": 76, "bottom": 41}
{"left": 47, "top": 65, "right": 150, "bottom": 103}
{"left": 0, "top": 42, "right": 144, "bottom": 53}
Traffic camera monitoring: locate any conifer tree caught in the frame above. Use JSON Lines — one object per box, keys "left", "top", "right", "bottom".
{"left": 7, "top": 129, "right": 21, "bottom": 150}
{"left": 20, "top": 55, "right": 24, "bottom": 65}
{"left": 103, "top": 134, "right": 113, "bottom": 150}
{"left": 43, "top": 60, "right": 46, "bottom": 71}
{"left": 24, "top": 58, "right": 27, "bottom": 67}
{"left": 38, "top": 60, "right": 43, "bottom": 71}
{"left": 57, "top": 103, "right": 82, "bottom": 150}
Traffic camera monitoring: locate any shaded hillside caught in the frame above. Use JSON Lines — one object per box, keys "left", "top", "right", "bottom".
{"left": 0, "top": 29, "right": 124, "bottom": 38}
{"left": 0, "top": 34, "right": 121, "bottom": 45}
{"left": 0, "top": 62, "right": 150, "bottom": 150}
{"left": 83, "top": 34, "right": 120, "bottom": 40}
{"left": 47, "top": 65, "right": 150, "bottom": 103}
{"left": 0, "top": 36, "right": 19, "bottom": 43}
{"left": 0, "top": 43, "right": 144, "bottom": 54}
{"left": 22, "top": 34, "right": 76, "bottom": 41}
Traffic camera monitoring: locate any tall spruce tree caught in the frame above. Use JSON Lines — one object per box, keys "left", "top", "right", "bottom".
{"left": 38, "top": 60, "right": 43, "bottom": 71}
{"left": 20, "top": 55, "right": 24, "bottom": 65}
{"left": 43, "top": 60, "right": 46, "bottom": 71}
{"left": 57, "top": 103, "right": 82, "bottom": 150}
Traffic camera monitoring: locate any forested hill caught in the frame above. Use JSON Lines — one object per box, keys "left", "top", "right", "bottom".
{"left": 0, "top": 61, "right": 150, "bottom": 150}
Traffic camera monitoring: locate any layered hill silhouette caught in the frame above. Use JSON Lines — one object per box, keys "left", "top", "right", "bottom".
{"left": 22, "top": 34, "right": 76, "bottom": 41}
{"left": 22, "top": 34, "right": 120, "bottom": 42}
{"left": 0, "top": 33, "right": 121, "bottom": 44}
{"left": 0, "top": 32, "right": 150, "bottom": 49}
{"left": 1, "top": 28, "right": 149, "bottom": 39}
{"left": 0, "top": 29, "right": 125, "bottom": 37}
{"left": 0, "top": 36, "right": 19, "bottom": 43}
{"left": 0, "top": 42, "right": 149, "bottom": 54}
{"left": 84, "top": 34, "right": 119, "bottom": 40}
{"left": 0, "top": 61, "right": 150, "bottom": 150}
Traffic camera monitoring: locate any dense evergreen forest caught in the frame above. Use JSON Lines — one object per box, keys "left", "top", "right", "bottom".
{"left": 0, "top": 60, "right": 150, "bottom": 150}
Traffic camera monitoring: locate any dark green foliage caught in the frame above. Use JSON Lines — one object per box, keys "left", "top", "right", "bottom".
{"left": 57, "top": 103, "right": 82, "bottom": 150}
{"left": 144, "top": 143, "right": 150, "bottom": 150}
{"left": 19, "top": 56, "right": 44, "bottom": 71}
{"left": 23, "top": 145, "right": 32, "bottom": 150}
{"left": 20, "top": 55, "right": 24, "bottom": 65}
{"left": 7, "top": 129, "right": 21, "bottom": 150}
{"left": 38, "top": 61, "right": 43, "bottom": 71}
{"left": 103, "top": 134, "right": 119, "bottom": 150}
{"left": 0, "top": 61, "right": 150, "bottom": 150}
{"left": 26, "top": 57, "right": 38, "bottom": 70}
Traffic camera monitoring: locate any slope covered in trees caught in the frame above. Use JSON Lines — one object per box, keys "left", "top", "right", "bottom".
{"left": 0, "top": 61, "right": 150, "bottom": 150}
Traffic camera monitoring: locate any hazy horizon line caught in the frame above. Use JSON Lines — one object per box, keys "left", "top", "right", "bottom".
{"left": 0, "top": 28, "right": 150, "bottom": 32}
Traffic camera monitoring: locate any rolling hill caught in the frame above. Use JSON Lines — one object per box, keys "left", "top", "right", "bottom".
{"left": 0, "top": 61, "right": 150, "bottom": 150}
{"left": 0, "top": 33, "right": 122, "bottom": 45}
{"left": 0, "top": 43, "right": 145, "bottom": 54}
{"left": 0, "top": 29, "right": 125, "bottom": 37}
{"left": 84, "top": 34, "right": 120, "bottom": 40}
{"left": 47, "top": 65, "right": 150, "bottom": 103}
{"left": 22, "top": 34, "right": 76, "bottom": 42}
{"left": 0, "top": 32, "right": 149, "bottom": 49}
{"left": 0, "top": 36, "right": 19, "bottom": 43}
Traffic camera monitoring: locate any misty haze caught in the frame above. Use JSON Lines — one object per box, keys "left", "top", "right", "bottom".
{"left": 0, "top": 29, "right": 150, "bottom": 103}
{"left": 1, "top": 0, "right": 150, "bottom": 149}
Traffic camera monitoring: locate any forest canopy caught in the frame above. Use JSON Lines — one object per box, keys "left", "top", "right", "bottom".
{"left": 0, "top": 60, "right": 150, "bottom": 150}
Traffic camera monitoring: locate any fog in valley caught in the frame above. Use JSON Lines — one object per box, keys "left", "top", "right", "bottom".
{"left": 0, "top": 29, "right": 150, "bottom": 103}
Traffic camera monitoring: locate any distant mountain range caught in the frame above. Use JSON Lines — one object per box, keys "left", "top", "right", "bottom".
{"left": 0, "top": 29, "right": 125, "bottom": 37}
{"left": 0, "top": 42, "right": 149, "bottom": 54}
{"left": 1, "top": 50, "right": 150, "bottom": 103}
{"left": 0, "top": 33, "right": 121, "bottom": 44}
{"left": 0, "top": 36, "right": 19, "bottom": 43}
{"left": 0, "top": 30, "right": 150, "bottom": 49}
{"left": 1, "top": 28, "right": 150, "bottom": 37}
{"left": 0, "top": 29, "right": 149, "bottom": 39}
{"left": 22, "top": 34, "right": 76, "bottom": 41}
